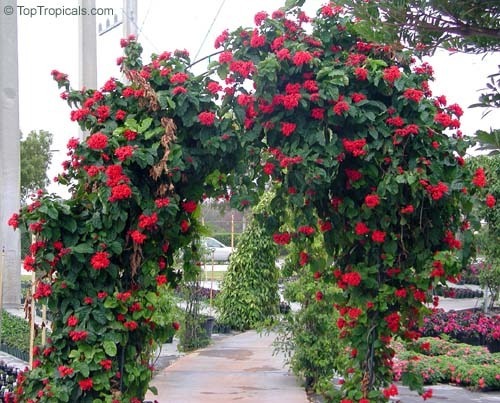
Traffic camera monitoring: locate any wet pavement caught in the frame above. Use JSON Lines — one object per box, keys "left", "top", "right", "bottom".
{"left": 145, "top": 331, "right": 308, "bottom": 403}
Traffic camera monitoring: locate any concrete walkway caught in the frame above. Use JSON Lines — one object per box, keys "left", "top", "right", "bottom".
{"left": 145, "top": 331, "right": 308, "bottom": 403}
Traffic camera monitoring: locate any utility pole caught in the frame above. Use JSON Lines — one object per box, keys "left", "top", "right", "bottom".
{"left": 122, "top": 0, "right": 138, "bottom": 38}
{"left": 0, "top": 0, "right": 22, "bottom": 307}
{"left": 78, "top": 0, "right": 97, "bottom": 139}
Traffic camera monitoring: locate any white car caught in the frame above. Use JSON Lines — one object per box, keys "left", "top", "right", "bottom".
{"left": 201, "top": 237, "right": 233, "bottom": 262}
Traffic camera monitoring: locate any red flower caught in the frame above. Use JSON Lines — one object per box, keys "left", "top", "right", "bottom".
{"left": 33, "top": 282, "right": 52, "bottom": 299}
{"left": 426, "top": 181, "right": 449, "bottom": 200}
{"left": 351, "top": 93, "right": 366, "bottom": 103}
{"left": 395, "top": 288, "right": 407, "bottom": 298}
{"left": 298, "top": 225, "right": 315, "bottom": 236}
{"left": 250, "top": 29, "right": 266, "bottom": 48}
{"left": 382, "top": 66, "right": 402, "bottom": 83}
{"left": 180, "top": 220, "right": 190, "bottom": 233}
{"left": 354, "top": 222, "right": 370, "bottom": 236}
{"left": 156, "top": 274, "right": 168, "bottom": 286}
{"left": 382, "top": 384, "right": 399, "bottom": 398}
{"left": 138, "top": 212, "right": 158, "bottom": 229}
{"left": 299, "top": 251, "right": 309, "bottom": 266}
{"left": 319, "top": 220, "right": 332, "bottom": 232}
{"left": 98, "top": 291, "right": 108, "bottom": 299}
{"left": 333, "top": 101, "right": 350, "bottom": 115}
{"left": 109, "top": 184, "right": 132, "bottom": 202}
{"left": 403, "top": 88, "right": 424, "bottom": 102}
{"left": 155, "top": 197, "right": 170, "bottom": 208}
{"left": 58, "top": 365, "right": 74, "bottom": 377}
{"left": 170, "top": 72, "right": 189, "bottom": 84}
{"left": 342, "top": 272, "right": 361, "bottom": 287}
{"left": 384, "top": 313, "right": 400, "bottom": 333}
{"left": 486, "top": 194, "right": 496, "bottom": 208}
{"left": 95, "top": 105, "right": 111, "bottom": 122}
{"left": 400, "top": 205, "right": 414, "bottom": 214}
{"left": 219, "top": 51, "right": 233, "bottom": 64}
{"left": 123, "top": 129, "right": 137, "bottom": 141}
{"left": 100, "top": 359, "right": 112, "bottom": 371}
{"left": 472, "top": 167, "right": 487, "bottom": 187}
{"left": 78, "top": 378, "right": 93, "bottom": 391}
{"left": 263, "top": 162, "right": 275, "bottom": 175}
{"left": 254, "top": 11, "right": 268, "bottom": 26}
{"left": 114, "top": 145, "right": 134, "bottom": 161}
{"left": 354, "top": 67, "right": 368, "bottom": 80}
{"left": 342, "top": 138, "right": 366, "bottom": 157}
{"left": 272, "top": 232, "right": 291, "bottom": 245}
{"left": 23, "top": 255, "right": 35, "bottom": 272}
{"left": 198, "top": 111, "right": 216, "bottom": 126}
{"left": 130, "top": 230, "right": 147, "bottom": 244}
{"left": 86, "top": 132, "right": 108, "bottom": 150}
{"left": 281, "top": 122, "right": 297, "bottom": 137}
{"left": 7, "top": 213, "right": 19, "bottom": 229}
{"left": 311, "top": 108, "right": 325, "bottom": 120}
{"left": 206, "top": 81, "right": 222, "bottom": 94}
{"left": 347, "top": 307, "right": 362, "bottom": 319}
{"left": 172, "top": 86, "right": 187, "bottom": 95}
{"left": 434, "top": 112, "right": 453, "bottom": 127}
{"left": 364, "top": 194, "right": 380, "bottom": 208}
{"left": 91, "top": 251, "right": 110, "bottom": 270}
{"left": 172, "top": 321, "right": 181, "bottom": 331}
{"left": 67, "top": 315, "right": 79, "bottom": 327}
{"left": 315, "top": 291, "right": 323, "bottom": 301}
{"left": 116, "top": 291, "right": 132, "bottom": 302}
{"left": 182, "top": 200, "right": 198, "bottom": 214}
{"left": 292, "top": 51, "right": 313, "bottom": 66}
{"left": 115, "top": 109, "right": 127, "bottom": 121}
{"left": 69, "top": 330, "right": 88, "bottom": 342}
{"left": 422, "top": 388, "right": 433, "bottom": 400}
{"left": 124, "top": 320, "right": 138, "bottom": 331}
{"left": 371, "top": 230, "right": 386, "bottom": 243}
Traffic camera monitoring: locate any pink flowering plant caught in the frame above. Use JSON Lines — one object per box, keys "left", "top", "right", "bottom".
{"left": 212, "top": 2, "right": 490, "bottom": 401}
{"left": 8, "top": 39, "right": 242, "bottom": 402}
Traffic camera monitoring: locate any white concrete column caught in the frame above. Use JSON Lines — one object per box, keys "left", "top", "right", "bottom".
{"left": 123, "top": 0, "right": 137, "bottom": 38}
{"left": 0, "top": 0, "right": 21, "bottom": 307}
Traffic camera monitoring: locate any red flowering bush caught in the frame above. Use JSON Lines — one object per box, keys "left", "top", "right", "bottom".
{"left": 8, "top": 38, "right": 242, "bottom": 402}
{"left": 213, "top": 3, "right": 485, "bottom": 401}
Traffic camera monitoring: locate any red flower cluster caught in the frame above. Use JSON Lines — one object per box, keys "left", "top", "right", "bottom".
{"left": 138, "top": 212, "right": 158, "bottom": 229}
{"left": 67, "top": 315, "right": 79, "bottom": 327}
{"left": 109, "top": 184, "right": 132, "bottom": 202}
{"left": 333, "top": 101, "right": 350, "bottom": 115}
{"left": 124, "top": 320, "right": 138, "bottom": 331}
{"left": 7, "top": 213, "right": 19, "bottom": 229}
{"left": 281, "top": 122, "right": 297, "bottom": 137}
{"left": 422, "top": 181, "right": 449, "bottom": 200}
{"left": 342, "top": 271, "right": 361, "bottom": 287}
{"left": 371, "top": 230, "right": 386, "bottom": 243}
{"left": 86, "top": 132, "right": 108, "bottom": 150}
{"left": 486, "top": 194, "right": 496, "bottom": 208}
{"left": 198, "top": 111, "right": 216, "bottom": 126}
{"left": 58, "top": 365, "right": 74, "bottom": 377}
{"left": 115, "top": 145, "right": 134, "bottom": 161}
{"left": 182, "top": 200, "right": 197, "bottom": 213}
{"left": 292, "top": 51, "right": 312, "bottom": 66}
{"left": 364, "top": 194, "right": 380, "bottom": 208}
{"left": 273, "top": 232, "right": 291, "bottom": 245}
{"left": 354, "top": 222, "right": 370, "bottom": 236}
{"left": 90, "top": 251, "right": 110, "bottom": 270}
{"left": 403, "top": 88, "right": 424, "bottom": 102}
{"left": 443, "top": 230, "right": 462, "bottom": 250}
{"left": 342, "top": 138, "right": 366, "bottom": 157}
{"left": 130, "top": 230, "right": 147, "bottom": 244}
{"left": 69, "top": 330, "right": 88, "bottom": 342}
{"left": 33, "top": 282, "right": 52, "bottom": 299}
{"left": 472, "top": 167, "right": 487, "bottom": 188}
{"left": 382, "top": 66, "right": 402, "bottom": 83}
{"left": 384, "top": 312, "right": 400, "bottom": 332}
{"left": 297, "top": 225, "right": 315, "bottom": 236}
{"left": 78, "top": 378, "right": 93, "bottom": 391}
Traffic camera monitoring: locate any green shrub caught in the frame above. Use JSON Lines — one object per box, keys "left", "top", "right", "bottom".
{"left": 1, "top": 310, "right": 42, "bottom": 356}
{"left": 216, "top": 194, "right": 280, "bottom": 331}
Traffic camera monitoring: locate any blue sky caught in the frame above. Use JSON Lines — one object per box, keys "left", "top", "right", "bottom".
{"left": 14, "top": 0, "right": 498, "bottom": 195}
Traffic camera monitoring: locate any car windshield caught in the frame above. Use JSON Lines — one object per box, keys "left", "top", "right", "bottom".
{"left": 204, "top": 238, "right": 225, "bottom": 248}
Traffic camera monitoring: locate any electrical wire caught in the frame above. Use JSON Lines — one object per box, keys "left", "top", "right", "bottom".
{"left": 193, "top": 0, "right": 227, "bottom": 62}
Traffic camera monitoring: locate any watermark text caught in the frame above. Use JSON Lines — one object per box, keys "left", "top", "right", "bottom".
{"left": 3, "top": 5, "right": 114, "bottom": 18}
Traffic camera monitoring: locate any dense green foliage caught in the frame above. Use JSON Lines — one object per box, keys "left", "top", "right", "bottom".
{"left": 217, "top": 194, "right": 279, "bottom": 330}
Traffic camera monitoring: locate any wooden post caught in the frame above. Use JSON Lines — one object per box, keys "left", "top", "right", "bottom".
{"left": 29, "top": 270, "right": 35, "bottom": 369}
{"left": 210, "top": 252, "right": 214, "bottom": 309}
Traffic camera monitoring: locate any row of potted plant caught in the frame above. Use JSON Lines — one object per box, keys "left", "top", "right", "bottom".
{"left": 419, "top": 309, "right": 500, "bottom": 352}
{"left": 393, "top": 337, "right": 500, "bottom": 391}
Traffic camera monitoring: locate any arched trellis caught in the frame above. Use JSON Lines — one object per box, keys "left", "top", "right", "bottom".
{"left": 8, "top": 2, "right": 491, "bottom": 403}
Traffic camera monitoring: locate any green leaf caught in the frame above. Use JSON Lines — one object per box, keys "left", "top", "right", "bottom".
{"left": 72, "top": 243, "right": 95, "bottom": 254}
{"left": 103, "top": 340, "right": 117, "bottom": 357}
{"left": 139, "top": 117, "right": 153, "bottom": 133}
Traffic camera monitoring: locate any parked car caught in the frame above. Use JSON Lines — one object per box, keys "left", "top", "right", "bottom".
{"left": 201, "top": 237, "right": 233, "bottom": 262}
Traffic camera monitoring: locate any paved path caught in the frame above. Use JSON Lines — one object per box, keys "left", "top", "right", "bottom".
{"left": 145, "top": 331, "right": 308, "bottom": 403}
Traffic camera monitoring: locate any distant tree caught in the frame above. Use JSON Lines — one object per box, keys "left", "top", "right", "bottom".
{"left": 20, "top": 129, "right": 53, "bottom": 203}
{"left": 344, "top": 0, "right": 500, "bottom": 152}
{"left": 344, "top": 0, "right": 500, "bottom": 54}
